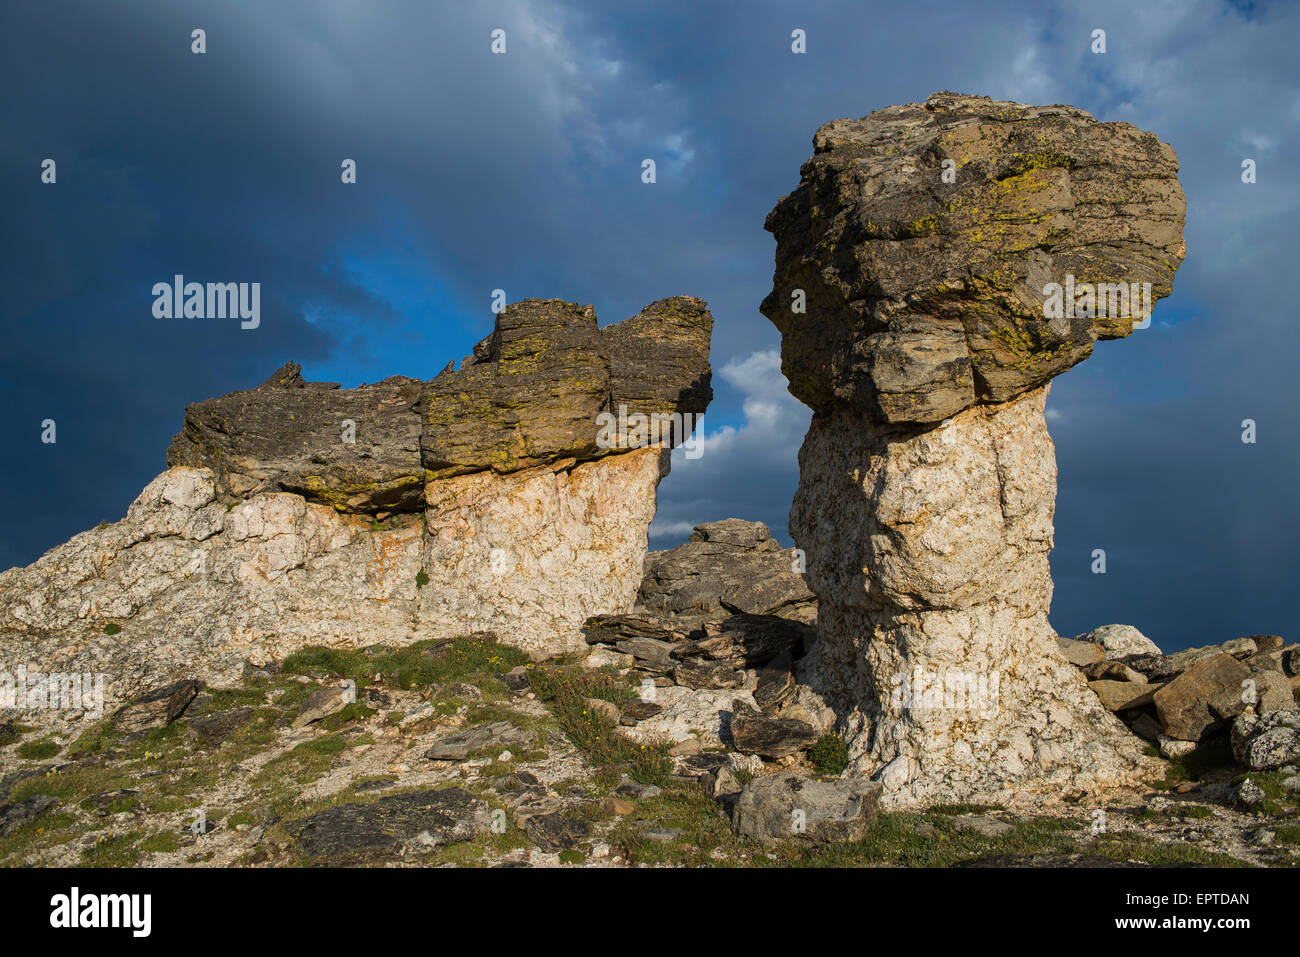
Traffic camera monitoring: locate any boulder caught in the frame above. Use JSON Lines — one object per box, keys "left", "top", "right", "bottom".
{"left": 1231, "top": 710, "right": 1300, "bottom": 771}
{"left": 1057, "top": 637, "right": 1104, "bottom": 667}
{"left": 284, "top": 788, "right": 491, "bottom": 864}
{"left": 732, "top": 774, "right": 882, "bottom": 843}
{"left": 1153, "top": 654, "right": 1252, "bottom": 742}
{"left": 1087, "top": 681, "right": 1155, "bottom": 713}
{"left": 111, "top": 680, "right": 200, "bottom": 736}
{"left": 729, "top": 700, "right": 819, "bottom": 758}
{"left": 636, "top": 519, "right": 816, "bottom": 629}
{"left": 1075, "top": 625, "right": 1162, "bottom": 659}
{"left": 291, "top": 686, "right": 352, "bottom": 728}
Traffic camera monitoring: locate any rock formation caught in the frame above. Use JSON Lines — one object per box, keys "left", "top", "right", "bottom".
{"left": 760, "top": 93, "right": 1187, "bottom": 806}
{"left": 0, "top": 297, "right": 713, "bottom": 714}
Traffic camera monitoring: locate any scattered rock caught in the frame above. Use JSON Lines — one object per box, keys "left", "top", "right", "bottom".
{"left": 1076, "top": 625, "right": 1162, "bottom": 659}
{"left": 1153, "top": 654, "right": 1252, "bottom": 742}
{"left": 732, "top": 774, "right": 882, "bottom": 843}
{"left": 1230, "top": 778, "right": 1265, "bottom": 809}
{"left": 672, "top": 658, "right": 743, "bottom": 690}
{"left": 111, "top": 680, "right": 201, "bottom": 736}
{"left": 618, "top": 700, "right": 663, "bottom": 725}
{"left": 1058, "top": 638, "right": 1104, "bottom": 667}
{"left": 190, "top": 707, "right": 256, "bottom": 745}
{"left": 284, "top": 788, "right": 491, "bottom": 864}
{"left": 1231, "top": 710, "right": 1300, "bottom": 771}
{"left": 1088, "top": 680, "right": 1155, "bottom": 713}
{"left": 0, "top": 796, "right": 57, "bottom": 837}
{"left": 525, "top": 812, "right": 590, "bottom": 852}
{"left": 581, "top": 697, "right": 620, "bottom": 725}
{"left": 952, "top": 814, "right": 1014, "bottom": 838}
{"left": 291, "top": 686, "right": 352, "bottom": 729}
{"left": 753, "top": 652, "right": 797, "bottom": 713}
{"left": 729, "top": 701, "right": 819, "bottom": 758}
{"left": 424, "top": 721, "right": 536, "bottom": 761}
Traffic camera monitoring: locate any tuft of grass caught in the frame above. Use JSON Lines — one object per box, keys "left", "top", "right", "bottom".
{"left": 809, "top": 732, "right": 849, "bottom": 776}
{"left": 138, "top": 831, "right": 181, "bottom": 854}
{"left": 282, "top": 634, "right": 528, "bottom": 692}
{"left": 81, "top": 831, "right": 143, "bottom": 867}
{"left": 17, "top": 739, "right": 61, "bottom": 760}
{"left": 527, "top": 664, "right": 671, "bottom": 786}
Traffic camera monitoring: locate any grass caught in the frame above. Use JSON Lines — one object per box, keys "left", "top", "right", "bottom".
{"left": 527, "top": 664, "right": 672, "bottom": 786}
{"left": 16, "top": 739, "right": 61, "bottom": 760}
{"left": 281, "top": 634, "right": 529, "bottom": 693}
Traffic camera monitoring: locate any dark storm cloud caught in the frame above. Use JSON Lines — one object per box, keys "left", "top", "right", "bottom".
{"left": 1, "top": 0, "right": 1296, "bottom": 651}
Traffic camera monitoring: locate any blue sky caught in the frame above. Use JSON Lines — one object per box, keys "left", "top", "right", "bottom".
{"left": 1, "top": 0, "right": 1297, "bottom": 652}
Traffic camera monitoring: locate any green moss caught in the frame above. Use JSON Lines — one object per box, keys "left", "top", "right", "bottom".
{"left": 138, "top": 831, "right": 181, "bottom": 854}
{"left": 16, "top": 738, "right": 61, "bottom": 760}
{"left": 103, "top": 623, "right": 122, "bottom": 636}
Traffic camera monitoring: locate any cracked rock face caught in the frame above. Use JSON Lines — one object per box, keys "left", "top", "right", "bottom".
{"left": 1, "top": 298, "right": 712, "bottom": 713}
{"left": 766, "top": 93, "right": 1185, "bottom": 807}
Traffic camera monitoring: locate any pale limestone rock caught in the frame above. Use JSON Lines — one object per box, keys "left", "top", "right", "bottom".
{"left": 793, "top": 389, "right": 1157, "bottom": 807}
{"left": 0, "top": 450, "right": 669, "bottom": 715}
{"left": 417, "top": 447, "right": 669, "bottom": 657}
{"left": 620, "top": 685, "right": 759, "bottom": 748}
{"left": 1076, "top": 624, "right": 1162, "bottom": 658}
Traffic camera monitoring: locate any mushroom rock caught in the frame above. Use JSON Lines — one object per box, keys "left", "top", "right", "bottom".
{"left": 760, "top": 93, "right": 1186, "bottom": 807}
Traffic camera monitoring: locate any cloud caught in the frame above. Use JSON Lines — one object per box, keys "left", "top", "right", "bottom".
{"left": 651, "top": 349, "right": 810, "bottom": 545}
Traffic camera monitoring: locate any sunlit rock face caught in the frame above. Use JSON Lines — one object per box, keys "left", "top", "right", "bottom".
{"left": 764, "top": 93, "right": 1186, "bottom": 807}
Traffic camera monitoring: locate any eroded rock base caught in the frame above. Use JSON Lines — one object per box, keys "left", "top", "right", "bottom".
{"left": 792, "top": 388, "right": 1157, "bottom": 807}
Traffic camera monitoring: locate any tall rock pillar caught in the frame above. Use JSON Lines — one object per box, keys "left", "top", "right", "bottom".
{"left": 761, "top": 93, "right": 1186, "bottom": 806}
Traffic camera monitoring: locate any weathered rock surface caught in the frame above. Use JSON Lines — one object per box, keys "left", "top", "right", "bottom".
{"left": 732, "top": 774, "right": 882, "bottom": 843}
{"left": 1153, "top": 654, "right": 1251, "bottom": 742}
{"left": 1231, "top": 710, "right": 1300, "bottom": 771}
{"left": 169, "top": 298, "right": 712, "bottom": 510}
{"left": 636, "top": 519, "right": 816, "bottom": 629}
{"left": 423, "top": 721, "right": 536, "bottom": 761}
{"left": 1076, "top": 624, "right": 1162, "bottom": 659}
{"left": 761, "top": 91, "right": 1185, "bottom": 428}
{"left": 766, "top": 94, "right": 1185, "bottom": 806}
{"left": 283, "top": 788, "right": 491, "bottom": 864}
{"left": 111, "top": 680, "right": 201, "bottom": 736}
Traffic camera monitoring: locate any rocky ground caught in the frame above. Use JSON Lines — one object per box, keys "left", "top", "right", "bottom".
{"left": 2, "top": 520, "right": 1297, "bottom": 868}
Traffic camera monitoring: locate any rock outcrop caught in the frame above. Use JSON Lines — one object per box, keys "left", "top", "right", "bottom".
{"left": 0, "top": 298, "right": 713, "bottom": 715}
{"left": 761, "top": 93, "right": 1187, "bottom": 806}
